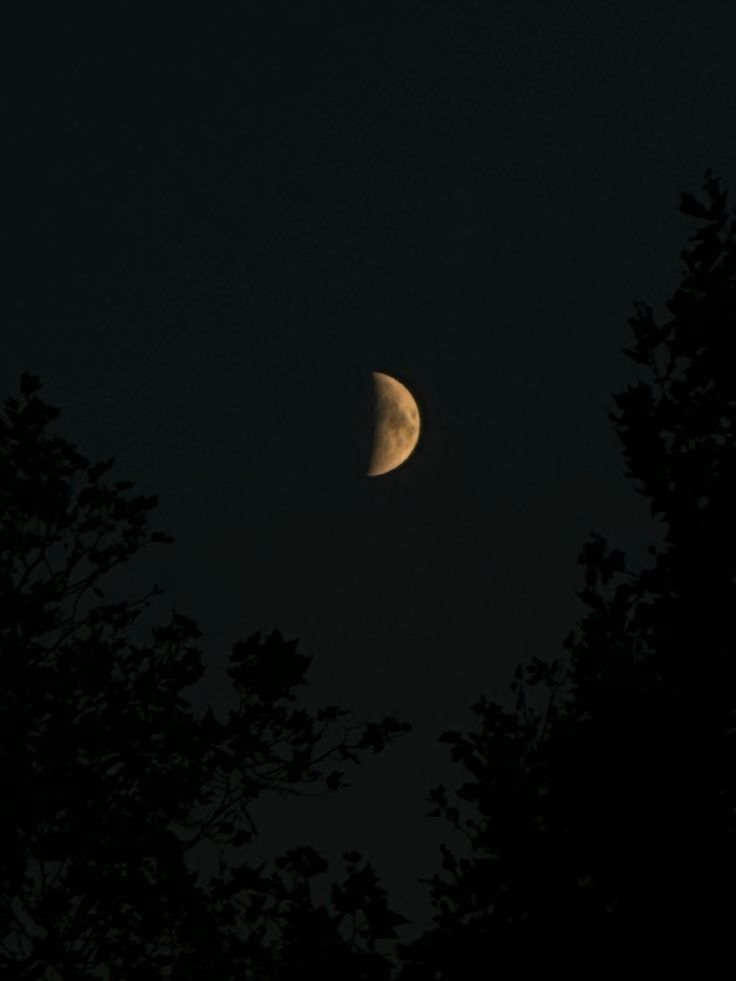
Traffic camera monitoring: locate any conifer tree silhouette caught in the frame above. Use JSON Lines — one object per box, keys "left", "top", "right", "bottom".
{"left": 397, "top": 169, "right": 736, "bottom": 977}
{"left": 0, "top": 373, "right": 409, "bottom": 979}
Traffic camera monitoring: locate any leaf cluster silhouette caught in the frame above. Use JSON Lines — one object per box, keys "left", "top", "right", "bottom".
{"left": 397, "top": 169, "right": 736, "bottom": 977}
{"left": 0, "top": 372, "right": 410, "bottom": 979}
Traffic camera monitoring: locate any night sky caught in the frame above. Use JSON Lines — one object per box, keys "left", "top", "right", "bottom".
{"left": 7, "top": 1, "right": 736, "bottom": 934}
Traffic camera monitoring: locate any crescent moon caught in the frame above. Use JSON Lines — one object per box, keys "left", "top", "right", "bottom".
{"left": 367, "top": 372, "right": 421, "bottom": 477}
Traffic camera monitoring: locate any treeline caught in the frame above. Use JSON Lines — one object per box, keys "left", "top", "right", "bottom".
{"left": 2, "top": 169, "right": 735, "bottom": 978}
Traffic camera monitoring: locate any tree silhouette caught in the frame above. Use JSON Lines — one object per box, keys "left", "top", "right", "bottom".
{"left": 0, "top": 373, "right": 410, "bottom": 979}
{"left": 397, "top": 169, "right": 736, "bottom": 977}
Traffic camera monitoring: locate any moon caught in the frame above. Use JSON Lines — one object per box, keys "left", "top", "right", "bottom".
{"left": 367, "top": 372, "right": 421, "bottom": 477}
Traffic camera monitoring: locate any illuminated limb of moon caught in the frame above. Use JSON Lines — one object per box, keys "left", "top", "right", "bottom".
{"left": 367, "top": 371, "right": 421, "bottom": 477}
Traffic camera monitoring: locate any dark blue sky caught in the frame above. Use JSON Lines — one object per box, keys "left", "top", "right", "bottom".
{"left": 6, "top": 0, "right": 736, "bottom": 932}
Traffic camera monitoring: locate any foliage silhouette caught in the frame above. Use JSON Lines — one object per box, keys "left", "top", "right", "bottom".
{"left": 0, "top": 372, "right": 410, "bottom": 979}
{"left": 397, "top": 169, "right": 736, "bottom": 977}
